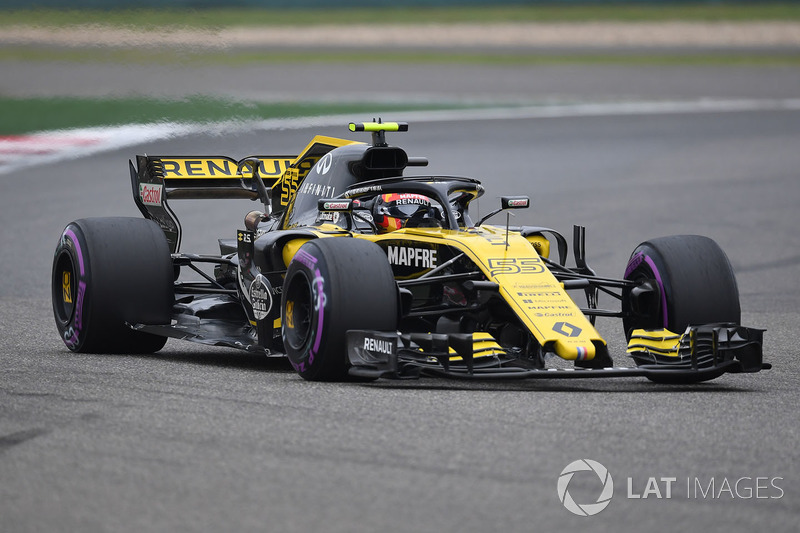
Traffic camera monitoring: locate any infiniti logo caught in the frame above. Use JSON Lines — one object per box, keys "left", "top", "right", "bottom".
{"left": 557, "top": 459, "right": 614, "bottom": 517}
{"left": 316, "top": 152, "right": 333, "bottom": 175}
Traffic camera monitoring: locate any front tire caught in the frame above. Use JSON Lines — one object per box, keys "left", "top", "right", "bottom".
{"left": 281, "top": 238, "right": 398, "bottom": 381}
{"left": 622, "top": 234, "right": 740, "bottom": 338}
{"left": 52, "top": 217, "right": 173, "bottom": 353}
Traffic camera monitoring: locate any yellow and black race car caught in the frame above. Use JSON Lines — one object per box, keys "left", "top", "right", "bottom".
{"left": 51, "top": 121, "right": 768, "bottom": 383}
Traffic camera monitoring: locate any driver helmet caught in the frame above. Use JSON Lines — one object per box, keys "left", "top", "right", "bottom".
{"left": 372, "top": 193, "right": 439, "bottom": 233}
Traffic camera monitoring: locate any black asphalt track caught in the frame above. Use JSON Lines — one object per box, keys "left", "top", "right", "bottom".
{"left": 1, "top": 62, "right": 798, "bottom": 532}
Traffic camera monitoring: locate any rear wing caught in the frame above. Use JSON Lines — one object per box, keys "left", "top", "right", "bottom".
{"left": 129, "top": 135, "right": 358, "bottom": 253}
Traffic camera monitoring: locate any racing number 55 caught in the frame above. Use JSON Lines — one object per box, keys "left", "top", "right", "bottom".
{"left": 488, "top": 257, "right": 545, "bottom": 277}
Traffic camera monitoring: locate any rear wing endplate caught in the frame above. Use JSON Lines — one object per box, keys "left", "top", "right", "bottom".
{"left": 129, "top": 155, "right": 291, "bottom": 254}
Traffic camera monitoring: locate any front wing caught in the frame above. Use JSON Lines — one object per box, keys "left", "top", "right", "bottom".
{"left": 345, "top": 324, "right": 768, "bottom": 383}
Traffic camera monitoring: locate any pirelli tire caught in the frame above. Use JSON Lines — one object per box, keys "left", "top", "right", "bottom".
{"left": 622, "top": 234, "right": 741, "bottom": 339}
{"left": 281, "top": 237, "right": 399, "bottom": 381}
{"left": 51, "top": 217, "right": 173, "bottom": 354}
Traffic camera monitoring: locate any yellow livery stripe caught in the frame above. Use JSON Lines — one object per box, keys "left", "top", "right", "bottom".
{"left": 627, "top": 328, "right": 682, "bottom": 357}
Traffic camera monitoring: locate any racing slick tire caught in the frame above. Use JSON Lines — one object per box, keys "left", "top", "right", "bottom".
{"left": 281, "top": 237, "right": 398, "bottom": 381}
{"left": 52, "top": 217, "right": 173, "bottom": 354}
{"left": 622, "top": 234, "right": 741, "bottom": 338}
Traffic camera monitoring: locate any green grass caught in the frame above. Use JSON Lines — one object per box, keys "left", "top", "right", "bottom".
{"left": 3, "top": 45, "right": 799, "bottom": 68}
{"left": 2, "top": 3, "right": 800, "bottom": 27}
{"left": 0, "top": 95, "right": 469, "bottom": 136}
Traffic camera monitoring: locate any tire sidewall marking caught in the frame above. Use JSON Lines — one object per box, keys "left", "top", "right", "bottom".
{"left": 625, "top": 248, "right": 670, "bottom": 329}
{"left": 57, "top": 227, "right": 89, "bottom": 349}
{"left": 282, "top": 244, "right": 331, "bottom": 374}
{"left": 309, "top": 267, "right": 325, "bottom": 364}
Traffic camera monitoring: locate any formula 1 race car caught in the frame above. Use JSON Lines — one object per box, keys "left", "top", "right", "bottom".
{"left": 51, "top": 121, "right": 768, "bottom": 383}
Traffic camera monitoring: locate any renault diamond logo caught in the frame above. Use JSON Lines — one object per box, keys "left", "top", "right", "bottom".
{"left": 553, "top": 322, "right": 582, "bottom": 337}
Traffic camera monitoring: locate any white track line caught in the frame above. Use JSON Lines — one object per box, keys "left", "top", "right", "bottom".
{"left": 2, "top": 98, "right": 799, "bottom": 176}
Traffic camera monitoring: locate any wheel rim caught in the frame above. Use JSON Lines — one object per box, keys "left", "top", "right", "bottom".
{"left": 53, "top": 250, "right": 77, "bottom": 324}
{"left": 623, "top": 254, "right": 667, "bottom": 337}
{"left": 283, "top": 271, "right": 313, "bottom": 352}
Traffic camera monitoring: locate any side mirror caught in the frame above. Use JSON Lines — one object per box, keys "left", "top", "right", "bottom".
{"left": 238, "top": 157, "right": 272, "bottom": 215}
{"left": 501, "top": 196, "right": 530, "bottom": 209}
{"left": 317, "top": 199, "right": 354, "bottom": 213}
{"left": 477, "top": 195, "right": 531, "bottom": 226}
{"left": 317, "top": 198, "right": 379, "bottom": 232}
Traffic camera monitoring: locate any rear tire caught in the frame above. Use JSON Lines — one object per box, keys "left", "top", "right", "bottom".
{"left": 622, "top": 234, "right": 740, "bottom": 338}
{"left": 52, "top": 217, "right": 173, "bottom": 353}
{"left": 281, "top": 238, "right": 398, "bottom": 381}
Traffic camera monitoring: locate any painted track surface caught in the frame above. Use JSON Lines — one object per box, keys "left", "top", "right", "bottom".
{"left": 1, "top": 65, "right": 799, "bottom": 532}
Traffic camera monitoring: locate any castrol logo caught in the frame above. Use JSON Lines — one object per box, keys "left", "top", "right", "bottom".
{"left": 139, "top": 183, "right": 163, "bottom": 206}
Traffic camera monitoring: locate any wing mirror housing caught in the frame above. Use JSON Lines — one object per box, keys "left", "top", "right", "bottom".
{"left": 477, "top": 195, "right": 531, "bottom": 226}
